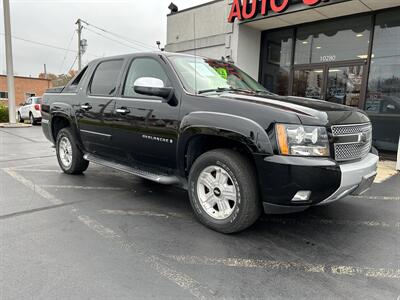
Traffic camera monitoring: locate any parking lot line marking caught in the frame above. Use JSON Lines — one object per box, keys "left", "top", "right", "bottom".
{"left": 164, "top": 255, "right": 400, "bottom": 280}
{"left": 74, "top": 212, "right": 217, "bottom": 299}
{"left": 39, "top": 185, "right": 127, "bottom": 191}
{"left": 6, "top": 163, "right": 49, "bottom": 169}
{"left": 3, "top": 168, "right": 63, "bottom": 206}
{"left": 100, "top": 209, "right": 399, "bottom": 229}
{"left": 350, "top": 195, "right": 400, "bottom": 201}
{"left": 12, "top": 169, "right": 62, "bottom": 173}
{"left": 100, "top": 209, "right": 184, "bottom": 218}
{"left": 0, "top": 155, "right": 55, "bottom": 164}
{"left": 263, "top": 217, "right": 400, "bottom": 229}
{"left": 3, "top": 168, "right": 216, "bottom": 299}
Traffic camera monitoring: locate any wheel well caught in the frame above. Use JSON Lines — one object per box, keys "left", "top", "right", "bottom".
{"left": 51, "top": 116, "right": 70, "bottom": 141}
{"left": 184, "top": 135, "right": 255, "bottom": 176}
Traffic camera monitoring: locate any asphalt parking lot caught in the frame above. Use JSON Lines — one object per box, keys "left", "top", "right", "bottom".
{"left": 0, "top": 126, "right": 399, "bottom": 299}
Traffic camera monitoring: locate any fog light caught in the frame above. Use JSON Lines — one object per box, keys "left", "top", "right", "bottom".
{"left": 292, "top": 191, "right": 312, "bottom": 202}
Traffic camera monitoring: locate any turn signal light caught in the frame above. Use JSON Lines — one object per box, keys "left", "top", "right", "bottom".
{"left": 276, "top": 124, "right": 289, "bottom": 155}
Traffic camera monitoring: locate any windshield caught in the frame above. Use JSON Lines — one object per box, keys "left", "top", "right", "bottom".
{"left": 168, "top": 56, "right": 269, "bottom": 94}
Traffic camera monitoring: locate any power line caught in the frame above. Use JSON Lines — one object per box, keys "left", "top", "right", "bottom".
{"left": 84, "top": 27, "right": 143, "bottom": 52}
{"left": 59, "top": 30, "right": 76, "bottom": 73}
{"left": 0, "top": 32, "right": 99, "bottom": 57}
{"left": 80, "top": 19, "right": 157, "bottom": 51}
{"left": 67, "top": 54, "right": 78, "bottom": 74}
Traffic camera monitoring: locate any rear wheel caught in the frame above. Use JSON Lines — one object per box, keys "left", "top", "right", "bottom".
{"left": 56, "top": 127, "right": 89, "bottom": 175}
{"left": 188, "top": 149, "right": 261, "bottom": 234}
{"left": 29, "top": 113, "right": 35, "bottom": 125}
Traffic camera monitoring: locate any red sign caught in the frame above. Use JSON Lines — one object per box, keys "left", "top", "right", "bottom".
{"left": 228, "top": 0, "right": 325, "bottom": 23}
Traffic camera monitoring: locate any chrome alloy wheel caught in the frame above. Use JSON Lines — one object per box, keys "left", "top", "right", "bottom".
{"left": 59, "top": 136, "right": 73, "bottom": 168}
{"left": 196, "top": 165, "right": 238, "bottom": 220}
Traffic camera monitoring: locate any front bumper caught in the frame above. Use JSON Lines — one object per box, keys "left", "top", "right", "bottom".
{"left": 318, "top": 153, "right": 378, "bottom": 205}
{"left": 255, "top": 153, "right": 378, "bottom": 214}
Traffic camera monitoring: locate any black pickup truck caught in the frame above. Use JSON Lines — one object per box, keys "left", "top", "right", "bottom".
{"left": 41, "top": 52, "right": 379, "bottom": 233}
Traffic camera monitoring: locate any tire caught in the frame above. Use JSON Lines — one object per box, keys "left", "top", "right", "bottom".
{"left": 188, "top": 149, "right": 262, "bottom": 234}
{"left": 29, "top": 113, "right": 36, "bottom": 125}
{"left": 17, "top": 112, "right": 23, "bottom": 123}
{"left": 56, "top": 127, "right": 89, "bottom": 175}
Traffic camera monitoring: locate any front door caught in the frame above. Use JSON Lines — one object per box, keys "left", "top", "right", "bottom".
{"left": 325, "top": 65, "right": 365, "bottom": 108}
{"left": 112, "top": 57, "right": 179, "bottom": 171}
{"left": 76, "top": 59, "right": 125, "bottom": 159}
{"left": 292, "top": 62, "right": 367, "bottom": 109}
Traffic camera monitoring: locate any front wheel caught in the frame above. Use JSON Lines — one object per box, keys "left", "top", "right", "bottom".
{"left": 188, "top": 149, "right": 261, "bottom": 234}
{"left": 17, "top": 112, "right": 23, "bottom": 123}
{"left": 56, "top": 127, "right": 89, "bottom": 175}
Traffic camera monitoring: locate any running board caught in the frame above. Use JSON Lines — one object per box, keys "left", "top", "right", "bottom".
{"left": 83, "top": 154, "right": 180, "bottom": 185}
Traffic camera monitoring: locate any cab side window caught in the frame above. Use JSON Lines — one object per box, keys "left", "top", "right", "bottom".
{"left": 90, "top": 60, "right": 124, "bottom": 96}
{"left": 123, "top": 58, "right": 170, "bottom": 98}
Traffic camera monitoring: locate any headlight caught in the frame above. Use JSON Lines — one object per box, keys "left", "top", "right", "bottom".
{"left": 276, "top": 124, "right": 330, "bottom": 157}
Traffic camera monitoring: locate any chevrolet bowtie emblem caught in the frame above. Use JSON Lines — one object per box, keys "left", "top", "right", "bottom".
{"left": 358, "top": 132, "right": 368, "bottom": 144}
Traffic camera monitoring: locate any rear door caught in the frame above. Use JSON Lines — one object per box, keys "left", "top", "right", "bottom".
{"left": 112, "top": 56, "right": 180, "bottom": 170}
{"left": 76, "top": 59, "right": 125, "bottom": 159}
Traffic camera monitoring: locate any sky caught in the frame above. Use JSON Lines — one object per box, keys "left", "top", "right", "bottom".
{"left": 0, "top": 0, "right": 210, "bottom": 77}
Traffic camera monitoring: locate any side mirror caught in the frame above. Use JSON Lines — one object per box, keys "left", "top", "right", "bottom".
{"left": 133, "top": 77, "right": 174, "bottom": 100}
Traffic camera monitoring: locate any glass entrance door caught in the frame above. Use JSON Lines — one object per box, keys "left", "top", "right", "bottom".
{"left": 292, "top": 63, "right": 366, "bottom": 107}
{"left": 292, "top": 68, "right": 324, "bottom": 100}
{"left": 326, "top": 65, "right": 364, "bottom": 107}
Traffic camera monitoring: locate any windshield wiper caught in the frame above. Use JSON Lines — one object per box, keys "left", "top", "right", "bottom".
{"left": 198, "top": 87, "right": 252, "bottom": 94}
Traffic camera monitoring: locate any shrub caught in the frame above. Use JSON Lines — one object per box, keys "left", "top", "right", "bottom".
{"left": 0, "top": 104, "right": 9, "bottom": 123}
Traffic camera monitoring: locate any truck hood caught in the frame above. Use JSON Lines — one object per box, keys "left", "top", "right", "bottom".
{"left": 218, "top": 92, "right": 370, "bottom": 126}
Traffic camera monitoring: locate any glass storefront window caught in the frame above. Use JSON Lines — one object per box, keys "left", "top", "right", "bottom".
{"left": 260, "top": 29, "right": 293, "bottom": 95}
{"left": 366, "top": 11, "right": 400, "bottom": 115}
{"left": 295, "top": 16, "right": 371, "bottom": 65}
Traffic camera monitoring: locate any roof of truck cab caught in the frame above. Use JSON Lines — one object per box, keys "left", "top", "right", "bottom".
{"left": 88, "top": 52, "right": 205, "bottom": 64}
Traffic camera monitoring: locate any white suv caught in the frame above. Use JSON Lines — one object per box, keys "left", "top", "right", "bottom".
{"left": 18, "top": 97, "right": 42, "bottom": 125}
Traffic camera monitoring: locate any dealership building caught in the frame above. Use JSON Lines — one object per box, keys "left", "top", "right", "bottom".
{"left": 165, "top": 0, "right": 400, "bottom": 152}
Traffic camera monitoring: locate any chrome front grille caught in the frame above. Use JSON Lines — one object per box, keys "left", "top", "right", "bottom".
{"left": 331, "top": 123, "right": 372, "bottom": 162}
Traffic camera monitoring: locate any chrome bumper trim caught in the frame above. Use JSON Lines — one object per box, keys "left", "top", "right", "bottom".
{"left": 318, "top": 153, "right": 379, "bottom": 205}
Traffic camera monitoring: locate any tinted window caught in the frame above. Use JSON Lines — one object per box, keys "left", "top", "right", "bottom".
{"left": 366, "top": 10, "right": 400, "bottom": 115}
{"left": 123, "top": 58, "right": 170, "bottom": 97}
{"left": 90, "top": 60, "right": 123, "bottom": 96}
{"left": 260, "top": 29, "right": 293, "bottom": 95}
{"left": 295, "top": 16, "right": 371, "bottom": 64}
{"left": 33, "top": 98, "right": 42, "bottom": 104}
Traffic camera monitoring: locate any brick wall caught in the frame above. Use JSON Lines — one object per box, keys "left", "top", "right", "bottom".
{"left": 0, "top": 75, "right": 52, "bottom": 106}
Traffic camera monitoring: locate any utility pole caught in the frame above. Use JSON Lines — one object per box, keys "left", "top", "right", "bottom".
{"left": 43, "top": 64, "right": 47, "bottom": 79}
{"left": 76, "top": 18, "right": 83, "bottom": 71}
{"left": 3, "top": 0, "right": 16, "bottom": 124}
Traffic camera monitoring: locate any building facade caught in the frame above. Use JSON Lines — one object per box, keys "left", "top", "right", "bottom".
{"left": 0, "top": 75, "right": 52, "bottom": 106}
{"left": 165, "top": 0, "right": 400, "bottom": 152}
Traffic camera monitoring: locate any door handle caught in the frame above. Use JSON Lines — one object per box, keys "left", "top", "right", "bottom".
{"left": 115, "top": 107, "right": 130, "bottom": 115}
{"left": 81, "top": 103, "right": 92, "bottom": 110}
